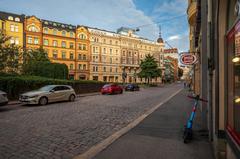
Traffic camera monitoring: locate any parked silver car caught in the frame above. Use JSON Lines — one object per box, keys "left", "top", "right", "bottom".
{"left": 19, "top": 85, "right": 76, "bottom": 105}
{"left": 0, "top": 90, "right": 8, "bottom": 106}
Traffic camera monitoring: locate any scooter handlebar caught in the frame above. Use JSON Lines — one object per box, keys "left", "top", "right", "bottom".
{"left": 187, "top": 95, "right": 208, "bottom": 102}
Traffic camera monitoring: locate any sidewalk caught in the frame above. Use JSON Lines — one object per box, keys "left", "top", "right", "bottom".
{"left": 93, "top": 90, "right": 214, "bottom": 159}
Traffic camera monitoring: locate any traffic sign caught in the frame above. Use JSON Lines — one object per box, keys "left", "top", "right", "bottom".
{"left": 180, "top": 54, "right": 197, "bottom": 65}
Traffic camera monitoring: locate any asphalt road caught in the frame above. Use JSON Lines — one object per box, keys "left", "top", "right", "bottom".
{"left": 0, "top": 83, "right": 182, "bottom": 159}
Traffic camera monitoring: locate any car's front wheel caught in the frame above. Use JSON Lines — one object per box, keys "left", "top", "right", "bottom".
{"left": 39, "top": 97, "right": 48, "bottom": 106}
{"left": 69, "top": 94, "right": 75, "bottom": 102}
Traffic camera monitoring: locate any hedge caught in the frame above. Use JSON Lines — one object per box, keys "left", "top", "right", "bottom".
{"left": 0, "top": 75, "right": 106, "bottom": 99}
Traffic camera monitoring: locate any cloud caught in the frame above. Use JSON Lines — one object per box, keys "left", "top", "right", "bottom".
{"left": 0, "top": 0, "right": 159, "bottom": 41}
{"left": 167, "top": 35, "right": 181, "bottom": 41}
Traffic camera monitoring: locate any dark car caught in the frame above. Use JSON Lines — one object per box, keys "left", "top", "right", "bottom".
{"left": 101, "top": 84, "right": 123, "bottom": 95}
{"left": 125, "top": 84, "right": 140, "bottom": 91}
{"left": 0, "top": 90, "right": 8, "bottom": 106}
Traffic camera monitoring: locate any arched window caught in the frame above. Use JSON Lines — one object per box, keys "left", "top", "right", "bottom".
{"left": 62, "top": 30, "right": 66, "bottom": 36}
{"left": 53, "top": 29, "right": 58, "bottom": 35}
{"left": 43, "top": 27, "right": 48, "bottom": 34}
{"left": 28, "top": 25, "right": 39, "bottom": 32}
{"left": 70, "top": 32, "right": 74, "bottom": 37}
{"left": 79, "top": 33, "right": 87, "bottom": 40}
{"left": 8, "top": 16, "right": 13, "bottom": 20}
{"left": 15, "top": 17, "right": 20, "bottom": 22}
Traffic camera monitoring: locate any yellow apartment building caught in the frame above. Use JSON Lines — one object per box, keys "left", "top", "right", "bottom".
{"left": 88, "top": 28, "right": 121, "bottom": 82}
{"left": 0, "top": 11, "right": 165, "bottom": 83}
{"left": 117, "top": 27, "right": 165, "bottom": 83}
{"left": 75, "top": 26, "right": 90, "bottom": 80}
{"left": 0, "top": 11, "right": 24, "bottom": 48}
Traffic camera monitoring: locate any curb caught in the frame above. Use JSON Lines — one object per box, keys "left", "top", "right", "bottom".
{"left": 73, "top": 88, "right": 183, "bottom": 159}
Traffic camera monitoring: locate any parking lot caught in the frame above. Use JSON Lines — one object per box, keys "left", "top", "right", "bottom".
{"left": 0, "top": 84, "right": 182, "bottom": 159}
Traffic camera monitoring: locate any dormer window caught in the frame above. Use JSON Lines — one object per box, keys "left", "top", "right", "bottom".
{"left": 44, "top": 21, "right": 48, "bottom": 25}
{"left": 8, "top": 16, "right": 13, "bottom": 20}
{"left": 15, "top": 17, "right": 20, "bottom": 22}
{"left": 53, "top": 23, "right": 57, "bottom": 26}
{"left": 62, "top": 30, "right": 66, "bottom": 36}
{"left": 61, "top": 25, "right": 65, "bottom": 28}
{"left": 70, "top": 32, "right": 74, "bottom": 38}
{"left": 53, "top": 29, "right": 58, "bottom": 35}
{"left": 43, "top": 27, "right": 48, "bottom": 34}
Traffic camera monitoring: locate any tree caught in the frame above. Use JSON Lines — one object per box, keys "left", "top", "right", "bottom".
{"left": 22, "top": 48, "right": 68, "bottom": 79}
{"left": 138, "top": 54, "right": 162, "bottom": 84}
{"left": 0, "top": 29, "right": 22, "bottom": 73}
{"left": 178, "top": 67, "right": 184, "bottom": 79}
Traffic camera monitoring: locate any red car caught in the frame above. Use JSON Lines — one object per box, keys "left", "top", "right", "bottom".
{"left": 101, "top": 84, "right": 123, "bottom": 95}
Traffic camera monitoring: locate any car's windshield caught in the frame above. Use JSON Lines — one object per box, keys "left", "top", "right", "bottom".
{"left": 38, "top": 85, "right": 55, "bottom": 91}
{"left": 103, "top": 84, "right": 111, "bottom": 88}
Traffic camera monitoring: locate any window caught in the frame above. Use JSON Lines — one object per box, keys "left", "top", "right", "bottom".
{"left": 61, "top": 51, "right": 66, "bottom": 59}
{"left": 70, "top": 32, "right": 74, "bottom": 37}
{"left": 10, "top": 24, "right": 14, "bottom": 32}
{"left": 110, "top": 49, "right": 112, "bottom": 55}
{"left": 103, "top": 67, "right": 106, "bottom": 72}
{"left": 70, "top": 52, "right": 74, "bottom": 60}
{"left": 116, "top": 50, "right": 118, "bottom": 55}
{"left": 83, "top": 64, "right": 86, "bottom": 70}
{"left": 53, "top": 29, "right": 57, "bottom": 35}
{"left": 8, "top": 16, "right": 13, "bottom": 20}
{"left": 115, "top": 41, "right": 118, "bottom": 45}
{"left": 69, "top": 42, "right": 74, "bottom": 49}
{"left": 10, "top": 37, "right": 15, "bottom": 44}
{"left": 83, "top": 44, "right": 86, "bottom": 50}
{"left": 78, "top": 64, "right": 82, "bottom": 70}
{"left": 110, "top": 67, "right": 112, "bottom": 72}
{"left": 109, "top": 40, "right": 112, "bottom": 44}
{"left": 15, "top": 38, "right": 19, "bottom": 45}
{"left": 78, "top": 54, "right": 82, "bottom": 60}
{"left": 123, "top": 51, "right": 125, "bottom": 56}
{"left": 83, "top": 54, "right": 86, "bottom": 60}
{"left": 53, "top": 40, "right": 58, "bottom": 47}
{"left": 27, "top": 37, "right": 32, "bottom": 44}
{"left": 14, "top": 25, "right": 18, "bottom": 32}
{"left": 115, "top": 68, "right": 118, "bottom": 73}
{"left": 43, "top": 28, "right": 48, "bottom": 34}
{"left": 62, "top": 31, "right": 66, "bottom": 36}
{"left": 103, "top": 39, "right": 106, "bottom": 43}
{"left": 61, "top": 41, "right": 66, "bottom": 48}
{"left": 43, "top": 39, "right": 49, "bottom": 46}
{"left": 53, "top": 50, "right": 58, "bottom": 59}
{"left": 226, "top": 20, "right": 240, "bottom": 142}
{"left": 34, "top": 38, "right": 39, "bottom": 44}
{"left": 103, "top": 48, "right": 106, "bottom": 54}
{"left": 110, "top": 57, "right": 112, "bottom": 64}
{"left": 79, "top": 33, "right": 87, "bottom": 39}
{"left": 28, "top": 25, "right": 39, "bottom": 32}
{"left": 70, "top": 64, "right": 74, "bottom": 70}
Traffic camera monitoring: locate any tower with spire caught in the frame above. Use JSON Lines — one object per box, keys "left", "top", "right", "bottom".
{"left": 157, "top": 25, "right": 164, "bottom": 43}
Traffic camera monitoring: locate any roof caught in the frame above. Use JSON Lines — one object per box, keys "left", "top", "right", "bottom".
{"left": 164, "top": 48, "right": 178, "bottom": 53}
{"left": 0, "top": 11, "right": 25, "bottom": 22}
{"left": 41, "top": 19, "right": 76, "bottom": 31}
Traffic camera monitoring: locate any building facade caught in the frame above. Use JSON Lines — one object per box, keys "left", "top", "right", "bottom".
{"left": 188, "top": 0, "right": 240, "bottom": 159}
{"left": 0, "top": 11, "right": 165, "bottom": 83}
{"left": 0, "top": 11, "right": 24, "bottom": 48}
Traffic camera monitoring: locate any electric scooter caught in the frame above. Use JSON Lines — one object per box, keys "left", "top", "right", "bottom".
{"left": 183, "top": 94, "right": 208, "bottom": 143}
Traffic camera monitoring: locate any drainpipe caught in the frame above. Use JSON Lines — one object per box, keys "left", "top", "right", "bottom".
{"left": 207, "top": 0, "right": 214, "bottom": 142}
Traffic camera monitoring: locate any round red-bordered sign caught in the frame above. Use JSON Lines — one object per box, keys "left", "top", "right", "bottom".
{"left": 180, "top": 54, "right": 197, "bottom": 65}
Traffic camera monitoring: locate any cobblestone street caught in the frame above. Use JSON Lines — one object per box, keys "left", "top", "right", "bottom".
{"left": 0, "top": 84, "right": 182, "bottom": 159}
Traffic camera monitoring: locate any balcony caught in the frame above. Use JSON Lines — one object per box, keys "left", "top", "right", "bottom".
{"left": 187, "top": 1, "right": 197, "bottom": 25}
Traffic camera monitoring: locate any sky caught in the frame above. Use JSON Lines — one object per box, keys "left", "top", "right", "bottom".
{"left": 0, "top": 0, "right": 189, "bottom": 52}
